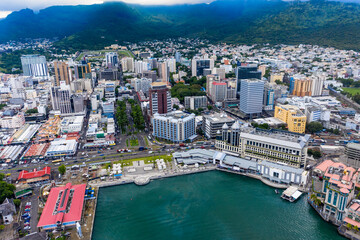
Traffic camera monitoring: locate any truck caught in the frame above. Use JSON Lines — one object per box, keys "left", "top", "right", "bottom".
{"left": 139, "top": 146, "right": 145, "bottom": 151}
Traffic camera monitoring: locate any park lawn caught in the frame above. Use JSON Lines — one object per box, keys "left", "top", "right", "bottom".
{"left": 342, "top": 87, "right": 360, "bottom": 96}
{"left": 114, "top": 154, "right": 172, "bottom": 165}
{"left": 130, "top": 139, "right": 139, "bottom": 146}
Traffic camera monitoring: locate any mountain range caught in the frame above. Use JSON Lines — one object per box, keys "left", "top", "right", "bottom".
{"left": 1, "top": 0, "right": 360, "bottom": 50}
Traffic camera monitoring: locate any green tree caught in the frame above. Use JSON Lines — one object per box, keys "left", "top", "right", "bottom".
{"left": 0, "top": 104, "right": 6, "bottom": 110}
{"left": 207, "top": 105, "right": 213, "bottom": 110}
{"left": 306, "top": 122, "right": 323, "bottom": 134}
{"left": 0, "top": 182, "right": 15, "bottom": 203}
{"left": 58, "top": 165, "right": 66, "bottom": 175}
{"left": 313, "top": 150, "right": 322, "bottom": 159}
{"left": 13, "top": 199, "right": 20, "bottom": 208}
{"left": 25, "top": 108, "right": 38, "bottom": 114}
{"left": 0, "top": 225, "right": 4, "bottom": 231}
{"left": 173, "top": 104, "right": 179, "bottom": 110}
{"left": 353, "top": 94, "right": 360, "bottom": 105}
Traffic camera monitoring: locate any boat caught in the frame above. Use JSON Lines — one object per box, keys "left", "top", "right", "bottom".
{"left": 275, "top": 189, "right": 279, "bottom": 194}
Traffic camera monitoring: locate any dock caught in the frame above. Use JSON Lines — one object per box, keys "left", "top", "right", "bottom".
{"left": 281, "top": 186, "right": 302, "bottom": 202}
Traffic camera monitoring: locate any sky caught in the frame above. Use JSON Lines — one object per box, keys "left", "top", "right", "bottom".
{"left": 0, "top": 0, "right": 212, "bottom": 18}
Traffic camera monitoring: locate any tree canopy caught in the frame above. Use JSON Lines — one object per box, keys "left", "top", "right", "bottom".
{"left": 306, "top": 122, "right": 323, "bottom": 134}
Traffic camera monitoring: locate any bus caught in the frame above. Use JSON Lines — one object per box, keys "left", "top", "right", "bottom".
{"left": 52, "top": 159, "right": 63, "bottom": 163}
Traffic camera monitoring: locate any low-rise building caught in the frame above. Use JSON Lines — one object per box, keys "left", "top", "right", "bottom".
{"left": 17, "top": 166, "right": 51, "bottom": 184}
{"left": 46, "top": 138, "right": 77, "bottom": 157}
{"left": 37, "top": 183, "right": 86, "bottom": 231}
{"left": 60, "top": 116, "right": 84, "bottom": 134}
{"left": 0, "top": 198, "right": 16, "bottom": 225}
{"left": 216, "top": 126, "right": 310, "bottom": 168}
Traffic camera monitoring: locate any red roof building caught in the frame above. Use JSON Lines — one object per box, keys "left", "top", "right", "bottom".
{"left": 17, "top": 167, "right": 51, "bottom": 184}
{"left": 37, "top": 183, "right": 86, "bottom": 230}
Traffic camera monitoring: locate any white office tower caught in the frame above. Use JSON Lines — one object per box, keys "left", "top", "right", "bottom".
{"left": 21, "top": 54, "right": 48, "bottom": 77}
{"left": 134, "top": 60, "right": 150, "bottom": 74}
{"left": 121, "top": 57, "right": 134, "bottom": 72}
{"left": 105, "top": 52, "right": 119, "bottom": 68}
{"left": 91, "top": 94, "right": 99, "bottom": 111}
{"left": 239, "top": 79, "right": 264, "bottom": 118}
{"left": 166, "top": 58, "right": 176, "bottom": 73}
{"left": 311, "top": 73, "right": 326, "bottom": 96}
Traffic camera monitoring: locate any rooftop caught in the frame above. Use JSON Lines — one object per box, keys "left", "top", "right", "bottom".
{"left": 18, "top": 167, "right": 51, "bottom": 181}
{"left": 203, "top": 112, "right": 235, "bottom": 123}
{"left": 37, "top": 183, "right": 86, "bottom": 228}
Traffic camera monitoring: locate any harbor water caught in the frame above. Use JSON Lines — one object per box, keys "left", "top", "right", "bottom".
{"left": 92, "top": 171, "right": 345, "bottom": 240}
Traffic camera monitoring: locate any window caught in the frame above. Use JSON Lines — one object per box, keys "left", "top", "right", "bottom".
{"left": 333, "top": 192, "right": 338, "bottom": 206}
{"left": 273, "top": 172, "right": 279, "bottom": 178}
{"left": 328, "top": 190, "right": 332, "bottom": 204}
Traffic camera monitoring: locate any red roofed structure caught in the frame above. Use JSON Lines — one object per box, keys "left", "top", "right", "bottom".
{"left": 17, "top": 167, "right": 51, "bottom": 184}
{"left": 37, "top": 183, "right": 86, "bottom": 230}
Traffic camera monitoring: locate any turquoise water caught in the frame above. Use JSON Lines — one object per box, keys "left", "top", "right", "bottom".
{"left": 92, "top": 171, "right": 345, "bottom": 240}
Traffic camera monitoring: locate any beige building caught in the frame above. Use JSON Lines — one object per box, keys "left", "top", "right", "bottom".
{"left": 292, "top": 78, "right": 312, "bottom": 97}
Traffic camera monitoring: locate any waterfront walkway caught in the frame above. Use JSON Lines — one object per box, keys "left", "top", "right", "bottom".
{"left": 217, "top": 168, "right": 288, "bottom": 189}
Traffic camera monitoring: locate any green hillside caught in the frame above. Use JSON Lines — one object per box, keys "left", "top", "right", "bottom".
{"left": 0, "top": 1, "right": 360, "bottom": 50}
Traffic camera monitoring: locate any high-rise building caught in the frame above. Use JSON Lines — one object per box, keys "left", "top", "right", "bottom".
{"left": 142, "top": 70, "right": 157, "bottom": 82}
{"left": 311, "top": 74, "right": 325, "bottom": 96}
{"left": 210, "top": 82, "right": 227, "bottom": 103}
{"left": 212, "top": 68, "right": 226, "bottom": 80}
{"left": 192, "top": 59, "right": 214, "bottom": 77}
{"left": 51, "top": 84, "right": 72, "bottom": 114}
{"left": 152, "top": 111, "right": 196, "bottom": 143}
{"left": 184, "top": 96, "right": 207, "bottom": 110}
{"left": 105, "top": 52, "right": 119, "bottom": 68}
{"left": 159, "top": 62, "right": 169, "bottom": 83}
{"left": 274, "top": 104, "right": 307, "bottom": 133}
{"left": 166, "top": 58, "right": 176, "bottom": 73}
{"left": 75, "top": 61, "right": 91, "bottom": 79}
{"left": 292, "top": 78, "right": 312, "bottom": 97}
{"left": 206, "top": 74, "right": 220, "bottom": 97}
{"left": 289, "top": 77, "right": 295, "bottom": 94}
{"left": 99, "top": 69, "right": 119, "bottom": 81}
{"left": 175, "top": 52, "right": 181, "bottom": 63}
{"left": 21, "top": 55, "right": 48, "bottom": 77}
{"left": 263, "top": 83, "right": 275, "bottom": 111}
{"left": 346, "top": 143, "right": 360, "bottom": 168}
{"left": 54, "top": 61, "right": 70, "bottom": 86}
{"left": 149, "top": 82, "right": 171, "bottom": 116}
{"left": 121, "top": 57, "right": 134, "bottom": 72}
{"left": 71, "top": 94, "right": 85, "bottom": 113}
{"left": 239, "top": 79, "right": 264, "bottom": 118}
{"left": 235, "top": 65, "right": 261, "bottom": 93}
{"left": 134, "top": 60, "right": 150, "bottom": 74}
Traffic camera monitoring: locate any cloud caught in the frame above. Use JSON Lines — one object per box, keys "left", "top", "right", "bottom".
{"left": 0, "top": 0, "right": 212, "bottom": 12}
{"left": 0, "top": 11, "right": 12, "bottom": 19}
